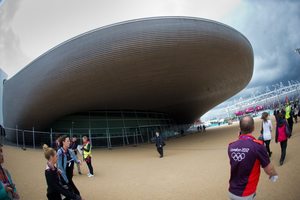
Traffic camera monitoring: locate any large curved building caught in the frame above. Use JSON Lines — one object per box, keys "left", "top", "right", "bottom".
{"left": 2, "top": 17, "right": 254, "bottom": 147}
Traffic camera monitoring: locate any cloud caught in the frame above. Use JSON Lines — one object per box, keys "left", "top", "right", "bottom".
{"left": 0, "top": 0, "right": 30, "bottom": 77}
{"left": 203, "top": 0, "right": 300, "bottom": 117}
{"left": 0, "top": 0, "right": 5, "bottom": 7}
{"left": 225, "top": 0, "right": 300, "bottom": 90}
{"left": 1, "top": 0, "right": 240, "bottom": 77}
{"left": 1, "top": 0, "right": 299, "bottom": 108}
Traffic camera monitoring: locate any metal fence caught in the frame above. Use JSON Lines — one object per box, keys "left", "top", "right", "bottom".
{"left": 1, "top": 124, "right": 195, "bottom": 149}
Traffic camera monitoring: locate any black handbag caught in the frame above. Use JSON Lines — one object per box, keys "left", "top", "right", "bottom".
{"left": 260, "top": 122, "right": 264, "bottom": 141}
{"left": 260, "top": 121, "right": 264, "bottom": 133}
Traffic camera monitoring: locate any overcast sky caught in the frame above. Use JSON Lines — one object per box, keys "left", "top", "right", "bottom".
{"left": 0, "top": 0, "right": 299, "bottom": 103}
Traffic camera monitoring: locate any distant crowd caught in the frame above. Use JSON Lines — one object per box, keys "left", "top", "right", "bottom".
{"left": 196, "top": 124, "right": 206, "bottom": 132}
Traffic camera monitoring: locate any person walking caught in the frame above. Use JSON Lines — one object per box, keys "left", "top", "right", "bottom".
{"left": 81, "top": 136, "right": 94, "bottom": 177}
{"left": 57, "top": 135, "right": 82, "bottom": 196}
{"left": 43, "top": 145, "right": 83, "bottom": 200}
{"left": 155, "top": 131, "right": 165, "bottom": 158}
{"left": 70, "top": 135, "right": 82, "bottom": 175}
{"left": 273, "top": 108, "right": 279, "bottom": 121}
{"left": 293, "top": 104, "right": 298, "bottom": 123}
{"left": 285, "top": 103, "right": 294, "bottom": 133}
{"left": 52, "top": 136, "right": 61, "bottom": 151}
{"left": 228, "top": 116, "right": 278, "bottom": 200}
{"left": 260, "top": 112, "right": 273, "bottom": 157}
{"left": 0, "top": 147, "right": 20, "bottom": 200}
{"left": 275, "top": 112, "right": 291, "bottom": 166}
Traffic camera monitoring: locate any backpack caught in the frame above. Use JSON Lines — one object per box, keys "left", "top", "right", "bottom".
{"left": 285, "top": 122, "right": 291, "bottom": 138}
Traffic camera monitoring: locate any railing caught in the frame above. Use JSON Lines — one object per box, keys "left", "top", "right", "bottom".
{"left": 1, "top": 124, "right": 194, "bottom": 149}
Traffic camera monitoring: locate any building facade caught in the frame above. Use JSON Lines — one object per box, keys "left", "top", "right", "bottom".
{"left": 2, "top": 17, "right": 254, "bottom": 147}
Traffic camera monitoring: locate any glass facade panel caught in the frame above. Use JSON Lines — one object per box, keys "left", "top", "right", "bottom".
{"left": 50, "top": 110, "right": 175, "bottom": 147}
{"left": 107, "top": 120, "right": 123, "bottom": 127}
{"left": 124, "top": 120, "right": 138, "bottom": 127}
{"left": 90, "top": 120, "right": 107, "bottom": 128}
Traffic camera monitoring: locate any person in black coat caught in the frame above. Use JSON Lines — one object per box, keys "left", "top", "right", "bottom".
{"left": 155, "top": 132, "right": 165, "bottom": 158}
{"left": 43, "top": 144, "right": 83, "bottom": 200}
{"left": 273, "top": 109, "right": 278, "bottom": 121}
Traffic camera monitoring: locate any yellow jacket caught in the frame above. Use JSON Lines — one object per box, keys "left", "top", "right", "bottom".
{"left": 82, "top": 142, "right": 92, "bottom": 159}
{"left": 285, "top": 105, "right": 291, "bottom": 119}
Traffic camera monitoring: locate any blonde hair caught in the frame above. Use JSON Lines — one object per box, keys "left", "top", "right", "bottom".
{"left": 43, "top": 144, "right": 56, "bottom": 160}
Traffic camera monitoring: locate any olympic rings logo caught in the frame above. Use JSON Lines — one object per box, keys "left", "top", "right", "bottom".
{"left": 231, "top": 152, "right": 246, "bottom": 162}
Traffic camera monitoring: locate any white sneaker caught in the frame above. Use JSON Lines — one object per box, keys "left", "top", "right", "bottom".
{"left": 88, "top": 174, "right": 94, "bottom": 178}
{"left": 87, "top": 173, "right": 91, "bottom": 177}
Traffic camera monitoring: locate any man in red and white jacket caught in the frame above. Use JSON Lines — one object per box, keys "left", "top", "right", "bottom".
{"left": 228, "top": 116, "right": 278, "bottom": 200}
